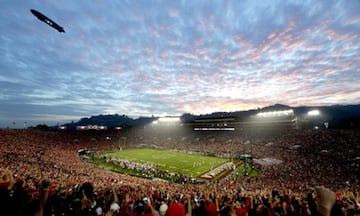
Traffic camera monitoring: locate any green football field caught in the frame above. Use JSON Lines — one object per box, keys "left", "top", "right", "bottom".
{"left": 102, "top": 148, "right": 229, "bottom": 177}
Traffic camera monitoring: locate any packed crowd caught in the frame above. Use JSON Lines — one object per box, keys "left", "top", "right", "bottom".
{"left": 0, "top": 128, "right": 359, "bottom": 215}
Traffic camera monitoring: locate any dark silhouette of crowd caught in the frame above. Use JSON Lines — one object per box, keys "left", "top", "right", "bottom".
{"left": 0, "top": 128, "right": 359, "bottom": 216}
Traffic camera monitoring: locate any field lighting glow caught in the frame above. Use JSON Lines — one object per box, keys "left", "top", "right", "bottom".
{"left": 257, "top": 109, "right": 294, "bottom": 117}
{"left": 194, "top": 127, "right": 235, "bottom": 131}
{"left": 153, "top": 116, "right": 180, "bottom": 124}
{"left": 308, "top": 110, "right": 320, "bottom": 116}
{"left": 159, "top": 116, "right": 180, "bottom": 122}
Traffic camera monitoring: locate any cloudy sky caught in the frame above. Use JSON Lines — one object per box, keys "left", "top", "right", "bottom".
{"left": 1, "top": 0, "right": 360, "bottom": 128}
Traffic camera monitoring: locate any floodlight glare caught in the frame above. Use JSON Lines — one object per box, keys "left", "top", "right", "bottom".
{"left": 308, "top": 110, "right": 320, "bottom": 116}
{"left": 158, "top": 116, "right": 180, "bottom": 122}
{"left": 257, "top": 109, "right": 294, "bottom": 117}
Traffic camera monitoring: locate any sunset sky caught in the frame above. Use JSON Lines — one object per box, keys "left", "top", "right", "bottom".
{"left": 1, "top": 0, "right": 359, "bottom": 127}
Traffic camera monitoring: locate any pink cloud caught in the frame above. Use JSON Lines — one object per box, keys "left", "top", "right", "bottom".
{"left": 178, "top": 98, "right": 262, "bottom": 114}
{"left": 193, "top": 38, "right": 204, "bottom": 46}
{"left": 344, "top": 16, "right": 360, "bottom": 26}
{"left": 267, "top": 33, "right": 277, "bottom": 40}
{"left": 168, "top": 8, "right": 178, "bottom": 17}
{"left": 286, "top": 40, "right": 305, "bottom": 49}
{"left": 233, "top": 34, "right": 252, "bottom": 47}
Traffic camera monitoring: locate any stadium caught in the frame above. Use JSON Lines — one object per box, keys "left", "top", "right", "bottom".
{"left": 1, "top": 107, "right": 359, "bottom": 216}
{"left": 3, "top": 0, "right": 360, "bottom": 215}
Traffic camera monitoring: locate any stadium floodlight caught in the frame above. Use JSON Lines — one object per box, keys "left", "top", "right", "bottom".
{"left": 58, "top": 126, "right": 66, "bottom": 130}
{"left": 193, "top": 127, "right": 235, "bottom": 131}
{"left": 152, "top": 116, "right": 180, "bottom": 125}
{"left": 76, "top": 125, "right": 87, "bottom": 130}
{"left": 257, "top": 109, "right": 294, "bottom": 117}
{"left": 308, "top": 110, "right": 320, "bottom": 116}
{"left": 115, "top": 126, "right": 123, "bottom": 130}
{"left": 158, "top": 116, "right": 180, "bottom": 122}
{"left": 97, "top": 125, "right": 107, "bottom": 130}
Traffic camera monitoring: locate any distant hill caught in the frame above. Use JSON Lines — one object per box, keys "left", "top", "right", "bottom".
{"left": 54, "top": 104, "right": 360, "bottom": 130}
{"left": 57, "top": 114, "right": 157, "bottom": 130}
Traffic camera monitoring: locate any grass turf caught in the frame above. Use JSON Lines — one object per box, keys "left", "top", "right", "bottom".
{"left": 101, "top": 148, "right": 229, "bottom": 177}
